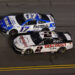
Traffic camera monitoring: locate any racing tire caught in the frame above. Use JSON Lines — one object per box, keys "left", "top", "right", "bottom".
{"left": 58, "top": 47, "right": 66, "bottom": 54}
{"left": 41, "top": 28, "right": 49, "bottom": 31}
{"left": 25, "top": 49, "right": 33, "bottom": 55}
{"left": 9, "top": 29, "right": 18, "bottom": 36}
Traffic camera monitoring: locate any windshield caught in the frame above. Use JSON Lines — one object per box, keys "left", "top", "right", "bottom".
{"left": 25, "top": 20, "right": 37, "bottom": 25}
{"left": 30, "top": 32, "right": 43, "bottom": 45}
{"left": 16, "top": 14, "right": 26, "bottom": 25}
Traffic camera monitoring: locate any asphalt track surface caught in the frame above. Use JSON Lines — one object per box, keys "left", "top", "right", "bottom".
{"left": 0, "top": 0, "right": 75, "bottom": 75}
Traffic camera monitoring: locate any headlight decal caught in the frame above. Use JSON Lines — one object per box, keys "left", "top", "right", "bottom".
{"left": 4, "top": 16, "right": 12, "bottom": 27}
{"left": 0, "top": 19, "right": 7, "bottom": 29}
{"left": 1, "top": 19, "right": 6, "bottom": 27}
{"left": 4, "top": 16, "right": 13, "bottom": 30}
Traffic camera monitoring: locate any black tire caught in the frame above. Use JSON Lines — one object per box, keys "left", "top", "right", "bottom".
{"left": 58, "top": 47, "right": 66, "bottom": 54}
{"left": 42, "top": 28, "right": 49, "bottom": 31}
{"left": 25, "top": 49, "right": 33, "bottom": 55}
{"left": 9, "top": 29, "right": 18, "bottom": 36}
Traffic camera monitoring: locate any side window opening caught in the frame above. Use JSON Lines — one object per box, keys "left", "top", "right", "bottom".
{"left": 38, "top": 21, "right": 45, "bottom": 24}
{"left": 26, "top": 20, "right": 37, "bottom": 25}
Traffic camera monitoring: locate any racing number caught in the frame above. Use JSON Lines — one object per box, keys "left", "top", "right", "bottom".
{"left": 25, "top": 14, "right": 36, "bottom": 20}
{"left": 20, "top": 27, "right": 29, "bottom": 32}
{"left": 35, "top": 46, "right": 43, "bottom": 52}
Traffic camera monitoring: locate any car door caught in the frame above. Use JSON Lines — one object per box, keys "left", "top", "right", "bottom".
{"left": 43, "top": 38, "right": 55, "bottom": 52}
{"left": 37, "top": 20, "right": 48, "bottom": 30}
{"left": 44, "top": 38, "right": 61, "bottom": 53}
{"left": 35, "top": 39, "right": 53, "bottom": 53}
{"left": 26, "top": 20, "right": 37, "bottom": 31}
{"left": 34, "top": 41, "right": 44, "bottom": 53}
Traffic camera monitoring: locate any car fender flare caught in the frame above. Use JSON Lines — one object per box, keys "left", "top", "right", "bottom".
{"left": 25, "top": 48, "right": 34, "bottom": 55}
{"left": 6, "top": 29, "right": 18, "bottom": 35}
{"left": 58, "top": 47, "right": 66, "bottom": 53}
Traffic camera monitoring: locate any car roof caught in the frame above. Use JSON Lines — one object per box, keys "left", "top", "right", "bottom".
{"left": 17, "top": 31, "right": 52, "bottom": 45}
{"left": 23, "top": 13, "right": 50, "bottom": 21}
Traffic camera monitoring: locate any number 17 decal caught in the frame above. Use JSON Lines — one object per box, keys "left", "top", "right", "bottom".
{"left": 20, "top": 27, "right": 29, "bottom": 32}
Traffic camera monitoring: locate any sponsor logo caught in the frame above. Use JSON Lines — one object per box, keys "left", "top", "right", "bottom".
{"left": 45, "top": 43, "right": 66, "bottom": 48}
{"left": 20, "top": 36, "right": 28, "bottom": 47}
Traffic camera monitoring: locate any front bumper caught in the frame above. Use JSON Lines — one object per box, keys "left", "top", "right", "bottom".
{"left": 0, "top": 19, "right": 7, "bottom": 33}
{"left": 0, "top": 25, "right": 7, "bottom": 33}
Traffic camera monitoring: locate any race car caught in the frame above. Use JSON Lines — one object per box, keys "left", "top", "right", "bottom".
{"left": 13, "top": 31, "right": 73, "bottom": 55}
{"left": 0, "top": 13, "right": 55, "bottom": 36}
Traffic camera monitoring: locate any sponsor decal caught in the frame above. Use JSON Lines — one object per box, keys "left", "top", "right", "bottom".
{"left": 20, "top": 36, "right": 28, "bottom": 47}
{"left": 45, "top": 43, "right": 66, "bottom": 48}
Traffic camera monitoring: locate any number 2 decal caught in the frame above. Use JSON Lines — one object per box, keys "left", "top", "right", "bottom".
{"left": 35, "top": 46, "right": 43, "bottom": 52}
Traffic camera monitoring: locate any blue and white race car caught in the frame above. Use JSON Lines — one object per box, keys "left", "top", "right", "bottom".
{"left": 0, "top": 13, "right": 55, "bottom": 35}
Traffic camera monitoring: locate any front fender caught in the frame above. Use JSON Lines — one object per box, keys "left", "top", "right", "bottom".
{"left": 6, "top": 28, "right": 18, "bottom": 35}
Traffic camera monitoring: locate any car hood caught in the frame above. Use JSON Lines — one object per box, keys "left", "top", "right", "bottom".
{"left": 14, "top": 35, "right": 35, "bottom": 49}
{"left": 8, "top": 16, "right": 20, "bottom": 26}
{"left": 0, "top": 17, "right": 13, "bottom": 30}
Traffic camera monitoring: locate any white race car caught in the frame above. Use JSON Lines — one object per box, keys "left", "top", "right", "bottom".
{"left": 0, "top": 13, "right": 55, "bottom": 36}
{"left": 13, "top": 31, "right": 73, "bottom": 55}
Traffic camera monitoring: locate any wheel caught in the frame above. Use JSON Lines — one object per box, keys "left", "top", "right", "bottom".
{"left": 58, "top": 47, "right": 66, "bottom": 54}
{"left": 42, "top": 28, "right": 49, "bottom": 31}
{"left": 25, "top": 49, "right": 33, "bottom": 55}
{"left": 9, "top": 29, "right": 18, "bottom": 36}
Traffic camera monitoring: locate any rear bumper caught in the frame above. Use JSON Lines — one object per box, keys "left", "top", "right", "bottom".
{"left": 66, "top": 42, "right": 73, "bottom": 50}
